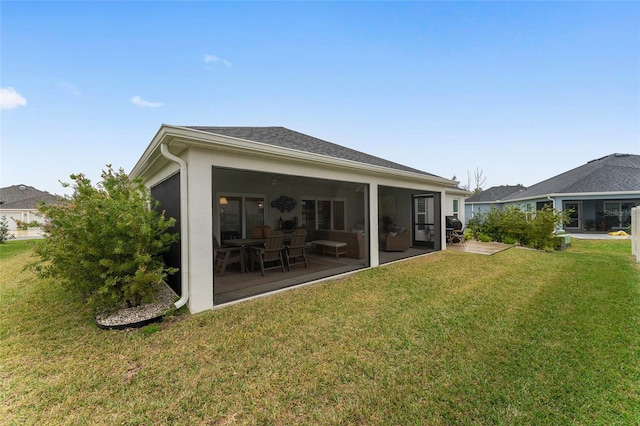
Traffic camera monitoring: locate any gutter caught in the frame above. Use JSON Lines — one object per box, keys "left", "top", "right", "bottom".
{"left": 160, "top": 143, "right": 189, "bottom": 310}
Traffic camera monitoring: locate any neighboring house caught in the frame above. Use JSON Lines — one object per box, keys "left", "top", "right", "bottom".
{"left": 466, "top": 154, "right": 640, "bottom": 232}
{"left": 464, "top": 185, "right": 526, "bottom": 223}
{"left": 130, "top": 125, "right": 461, "bottom": 313}
{"left": 0, "top": 184, "right": 61, "bottom": 231}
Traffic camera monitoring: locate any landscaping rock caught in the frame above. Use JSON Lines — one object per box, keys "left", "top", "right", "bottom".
{"left": 95, "top": 282, "right": 178, "bottom": 330}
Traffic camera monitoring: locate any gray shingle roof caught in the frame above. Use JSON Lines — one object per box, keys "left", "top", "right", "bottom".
{"left": 466, "top": 185, "right": 526, "bottom": 203}
{"left": 504, "top": 153, "right": 640, "bottom": 201}
{"left": 185, "top": 126, "right": 443, "bottom": 178}
{"left": 0, "top": 185, "right": 61, "bottom": 209}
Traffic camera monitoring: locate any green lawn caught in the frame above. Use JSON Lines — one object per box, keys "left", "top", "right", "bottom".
{"left": 1, "top": 239, "right": 639, "bottom": 425}
{"left": 0, "top": 239, "right": 38, "bottom": 260}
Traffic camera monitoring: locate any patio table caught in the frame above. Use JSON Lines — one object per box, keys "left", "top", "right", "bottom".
{"left": 223, "top": 239, "right": 266, "bottom": 272}
{"left": 223, "top": 238, "right": 266, "bottom": 247}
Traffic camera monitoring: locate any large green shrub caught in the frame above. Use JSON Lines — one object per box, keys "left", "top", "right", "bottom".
{"left": 467, "top": 206, "right": 523, "bottom": 243}
{"left": 32, "top": 166, "right": 178, "bottom": 314}
{"left": 467, "top": 204, "right": 570, "bottom": 250}
{"left": 527, "top": 206, "right": 571, "bottom": 250}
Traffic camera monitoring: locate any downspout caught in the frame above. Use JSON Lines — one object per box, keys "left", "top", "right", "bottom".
{"left": 546, "top": 196, "right": 555, "bottom": 209}
{"left": 547, "top": 195, "right": 560, "bottom": 233}
{"left": 160, "top": 143, "right": 189, "bottom": 310}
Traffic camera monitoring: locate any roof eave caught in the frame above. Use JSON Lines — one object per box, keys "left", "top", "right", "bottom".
{"left": 505, "top": 190, "right": 640, "bottom": 202}
{"left": 446, "top": 187, "right": 472, "bottom": 196}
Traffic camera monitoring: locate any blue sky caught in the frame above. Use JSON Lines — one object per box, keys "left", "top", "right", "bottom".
{"left": 2, "top": 1, "right": 639, "bottom": 195}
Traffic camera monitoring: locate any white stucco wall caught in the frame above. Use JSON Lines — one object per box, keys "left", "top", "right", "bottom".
{"left": 444, "top": 192, "right": 466, "bottom": 225}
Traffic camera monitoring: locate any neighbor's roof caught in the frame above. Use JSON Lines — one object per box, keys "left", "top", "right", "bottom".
{"left": 185, "top": 126, "right": 445, "bottom": 179}
{"left": 466, "top": 185, "right": 526, "bottom": 203}
{"left": 503, "top": 153, "right": 640, "bottom": 201}
{"left": 0, "top": 184, "right": 61, "bottom": 209}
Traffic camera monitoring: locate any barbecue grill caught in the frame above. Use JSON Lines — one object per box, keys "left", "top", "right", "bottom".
{"left": 446, "top": 216, "right": 463, "bottom": 231}
{"left": 445, "top": 216, "right": 465, "bottom": 245}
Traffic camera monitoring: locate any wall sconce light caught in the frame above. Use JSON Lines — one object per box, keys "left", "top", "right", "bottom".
{"left": 219, "top": 196, "right": 228, "bottom": 205}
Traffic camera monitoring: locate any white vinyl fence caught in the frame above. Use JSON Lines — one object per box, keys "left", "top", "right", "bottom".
{"left": 632, "top": 207, "right": 639, "bottom": 263}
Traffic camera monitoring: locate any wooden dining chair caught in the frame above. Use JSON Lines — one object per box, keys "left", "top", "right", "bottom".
{"left": 213, "top": 237, "right": 245, "bottom": 275}
{"left": 250, "top": 231, "right": 285, "bottom": 276}
{"left": 285, "top": 229, "right": 308, "bottom": 270}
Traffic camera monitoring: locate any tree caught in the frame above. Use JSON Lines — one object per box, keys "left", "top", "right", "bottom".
{"left": 0, "top": 215, "right": 14, "bottom": 243}
{"left": 31, "top": 166, "right": 178, "bottom": 314}
{"left": 467, "top": 167, "right": 487, "bottom": 194}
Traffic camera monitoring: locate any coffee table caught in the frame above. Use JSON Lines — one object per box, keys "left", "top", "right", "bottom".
{"left": 311, "top": 240, "right": 347, "bottom": 260}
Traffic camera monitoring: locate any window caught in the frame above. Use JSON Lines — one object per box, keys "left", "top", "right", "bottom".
{"left": 301, "top": 199, "right": 316, "bottom": 231}
{"left": 333, "top": 200, "right": 345, "bottom": 230}
{"left": 525, "top": 203, "right": 534, "bottom": 221}
{"left": 245, "top": 197, "right": 265, "bottom": 235}
{"left": 302, "top": 198, "right": 346, "bottom": 231}
{"left": 536, "top": 201, "right": 552, "bottom": 211}
{"left": 318, "top": 200, "right": 331, "bottom": 230}
{"left": 453, "top": 199, "right": 459, "bottom": 217}
{"left": 604, "top": 201, "right": 638, "bottom": 229}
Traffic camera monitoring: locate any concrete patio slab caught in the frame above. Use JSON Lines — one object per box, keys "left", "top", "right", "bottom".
{"left": 446, "top": 240, "right": 514, "bottom": 255}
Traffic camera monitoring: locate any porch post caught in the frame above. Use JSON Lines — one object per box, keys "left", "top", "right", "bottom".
{"left": 369, "top": 183, "right": 380, "bottom": 267}
{"left": 185, "top": 151, "right": 214, "bottom": 313}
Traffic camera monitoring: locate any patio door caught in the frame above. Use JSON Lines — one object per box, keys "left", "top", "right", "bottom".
{"left": 219, "top": 196, "right": 242, "bottom": 240}
{"left": 413, "top": 195, "right": 434, "bottom": 247}
{"left": 563, "top": 201, "right": 582, "bottom": 231}
{"left": 218, "top": 195, "right": 265, "bottom": 240}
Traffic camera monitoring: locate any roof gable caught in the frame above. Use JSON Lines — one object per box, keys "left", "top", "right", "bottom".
{"left": 185, "top": 126, "right": 443, "bottom": 178}
{"left": 0, "top": 185, "right": 61, "bottom": 209}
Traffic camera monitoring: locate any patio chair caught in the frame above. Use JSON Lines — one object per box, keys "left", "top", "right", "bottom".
{"left": 214, "top": 237, "right": 245, "bottom": 275}
{"left": 448, "top": 227, "right": 466, "bottom": 245}
{"left": 250, "top": 231, "right": 286, "bottom": 276}
{"left": 285, "top": 229, "right": 308, "bottom": 270}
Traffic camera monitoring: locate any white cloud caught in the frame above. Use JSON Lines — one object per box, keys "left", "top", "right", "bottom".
{"left": 203, "top": 53, "right": 232, "bottom": 67}
{"left": 0, "top": 87, "right": 27, "bottom": 110}
{"left": 130, "top": 96, "right": 163, "bottom": 108}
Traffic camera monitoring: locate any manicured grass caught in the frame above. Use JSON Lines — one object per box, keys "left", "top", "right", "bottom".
{"left": 1, "top": 239, "right": 639, "bottom": 424}
{"left": 0, "top": 239, "right": 39, "bottom": 260}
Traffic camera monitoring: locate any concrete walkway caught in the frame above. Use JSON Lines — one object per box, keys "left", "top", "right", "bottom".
{"left": 446, "top": 232, "right": 631, "bottom": 256}
{"left": 447, "top": 240, "right": 514, "bottom": 255}
{"left": 569, "top": 233, "right": 630, "bottom": 240}
{"left": 9, "top": 229, "right": 44, "bottom": 240}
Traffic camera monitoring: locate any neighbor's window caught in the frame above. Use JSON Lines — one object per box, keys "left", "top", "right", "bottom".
{"left": 525, "top": 203, "right": 534, "bottom": 221}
